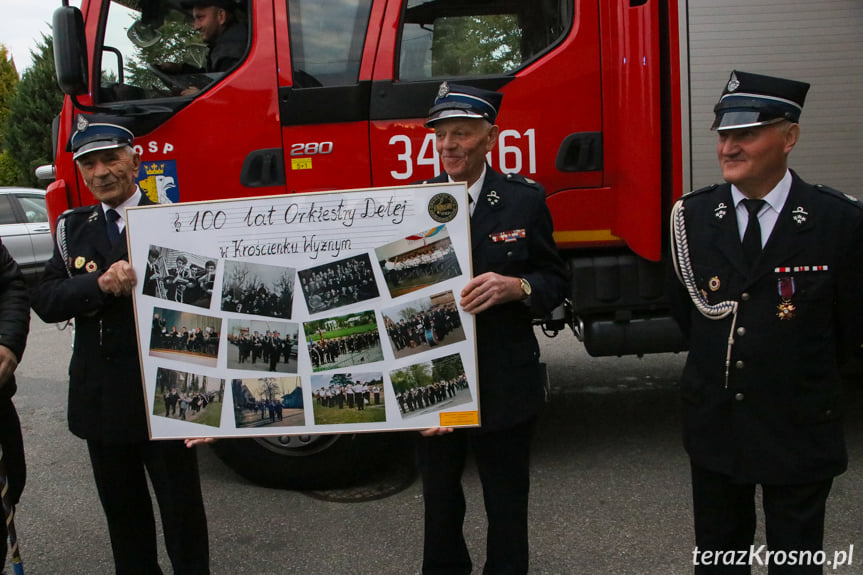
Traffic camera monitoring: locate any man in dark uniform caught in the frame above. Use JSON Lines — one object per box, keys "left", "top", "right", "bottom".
{"left": 415, "top": 83, "right": 568, "bottom": 575}
{"left": 0, "top": 241, "right": 29, "bottom": 574}
{"left": 31, "top": 117, "right": 210, "bottom": 574}
{"left": 668, "top": 71, "right": 863, "bottom": 574}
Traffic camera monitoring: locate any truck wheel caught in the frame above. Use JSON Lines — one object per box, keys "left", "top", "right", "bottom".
{"left": 210, "top": 432, "right": 413, "bottom": 490}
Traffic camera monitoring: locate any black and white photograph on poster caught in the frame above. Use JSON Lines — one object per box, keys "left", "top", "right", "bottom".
{"left": 225, "top": 319, "right": 299, "bottom": 372}
{"left": 220, "top": 260, "right": 295, "bottom": 319}
{"left": 127, "top": 183, "right": 479, "bottom": 438}
{"left": 149, "top": 307, "right": 222, "bottom": 367}
{"left": 141, "top": 245, "right": 217, "bottom": 309}
{"left": 231, "top": 376, "right": 304, "bottom": 429}
{"left": 390, "top": 353, "right": 472, "bottom": 419}
{"left": 298, "top": 253, "right": 379, "bottom": 314}
{"left": 382, "top": 291, "right": 465, "bottom": 359}
{"left": 376, "top": 225, "right": 461, "bottom": 298}
{"left": 310, "top": 372, "right": 386, "bottom": 425}
{"left": 303, "top": 310, "right": 383, "bottom": 372}
{"left": 152, "top": 367, "right": 225, "bottom": 428}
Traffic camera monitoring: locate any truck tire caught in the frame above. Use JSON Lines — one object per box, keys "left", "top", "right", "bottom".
{"left": 210, "top": 431, "right": 414, "bottom": 490}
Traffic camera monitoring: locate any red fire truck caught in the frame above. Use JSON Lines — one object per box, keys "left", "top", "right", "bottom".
{"left": 40, "top": 0, "right": 863, "bottom": 487}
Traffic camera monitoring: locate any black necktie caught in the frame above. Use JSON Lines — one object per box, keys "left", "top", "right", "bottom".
{"left": 106, "top": 208, "right": 121, "bottom": 247}
{"left": 741, "top": 199, "right": 765, "bottom": 268}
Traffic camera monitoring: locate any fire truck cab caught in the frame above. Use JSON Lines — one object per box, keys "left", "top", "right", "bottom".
{"left": 48, "top": 0, "right": 681, "bottom": 487}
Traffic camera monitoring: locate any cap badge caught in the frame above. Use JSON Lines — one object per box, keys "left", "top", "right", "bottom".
{"left": 437, "top": 82, "right": 450, "bottom": 99}
{"left": 791, "top": 206, "right": 808, "bottom": 225}
{"left": 76, "top": 114, "right": 89, "bottom": 132}
{"left": 714, "top": 202, "right": 728, "bottom": 220}
{"left": 487, "top": 190, "right": 500, "bottom": 206}
{"left": 727, "top": 72, "right": 740, "bottom": 93}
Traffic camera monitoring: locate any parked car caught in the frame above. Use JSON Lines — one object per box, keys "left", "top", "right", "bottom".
{"left": 0, "top": 187, "right": 52, "bottom": 282}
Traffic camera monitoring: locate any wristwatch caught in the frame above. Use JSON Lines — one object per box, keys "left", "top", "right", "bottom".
{"left": 519, "top": 277, "right": 532, "bottom": 299}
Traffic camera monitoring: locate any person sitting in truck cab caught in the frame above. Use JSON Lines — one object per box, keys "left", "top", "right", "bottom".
{"left": 155, "top": 0, "right": 248, "bottom": 95}
{"left": 180, "top": 0, "right": 248, "bottom": 73}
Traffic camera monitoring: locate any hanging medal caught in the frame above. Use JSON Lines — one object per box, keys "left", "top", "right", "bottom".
{"left": 776, "top": 276, "right": 796, "bottom": 320}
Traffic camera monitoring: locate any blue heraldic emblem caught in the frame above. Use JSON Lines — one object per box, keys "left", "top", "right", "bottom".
{"left": 137, "top": 160, "right": 180, "bottom": 204}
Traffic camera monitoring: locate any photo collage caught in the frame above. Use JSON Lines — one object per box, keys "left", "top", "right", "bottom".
{"left": 137, "top": 217, "right": 475, "bottom": 437}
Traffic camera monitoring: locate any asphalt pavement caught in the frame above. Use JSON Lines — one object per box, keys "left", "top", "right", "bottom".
{"left": 9, "top": 318, "right": 863, "bottom": 574}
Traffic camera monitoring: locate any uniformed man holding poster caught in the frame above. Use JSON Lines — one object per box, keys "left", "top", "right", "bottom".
{"left": 415, "top": 83, "right": 568, "bottom": 575}
{"left": 30, "top": 118, "right": 210, "bottom": 574}
{"left": 669, "top": 71, "right": 863, "bottom": 573}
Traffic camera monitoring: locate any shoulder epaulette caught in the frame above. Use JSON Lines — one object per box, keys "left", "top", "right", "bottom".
{"left": 814, "top": 184, "right": 863, "bottom": 208}
{"left": 682, "top": 183, "right": 720, "bottom": 200}
{"left": 504, "top": 173, "right": 541, "bottom": 189}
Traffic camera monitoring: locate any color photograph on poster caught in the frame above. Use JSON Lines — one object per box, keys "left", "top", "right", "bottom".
{"left": 149, "top": 307, "right": 222, "bottom": 367}
{"left": 310, "top": 372, "right": 386, "bottom": 425}
{"left": 127, "top": 183, "right": 479, "bottom": 439}
{"left": 390, "top": 353, "right": 472, "bottom": 420}
{"left": 231, "top": 376, "right": 304, "bottom": 429}
{"left": 225, "top": 319, "right": 300, "bottom": 372}
{"left": 381, "top": 290, "right": 465, "bottom": 359}
{"left": 303, "top": 310, "right": 383, "bottom": 372}
{"left": 152, "top": 367, "right": 225, "bottom": 428}
{"left": 375, "top": 225, "right": 461, "bottom": 298}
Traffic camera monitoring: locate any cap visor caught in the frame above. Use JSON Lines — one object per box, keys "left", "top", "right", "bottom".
{"left": 425, "top": 109, "right": 487, "bottom": 127}
{"left": 73, "top": 141, "right": 127, "bottom": 161}
{"left": 712, "top": 111, "right": 786, "bottom": 131}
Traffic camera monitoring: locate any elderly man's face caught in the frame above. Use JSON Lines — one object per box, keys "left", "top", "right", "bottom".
{"left": 192, "top": 6, "right": 227, "bottom": 43}
{"left": 716, "top": 120, "right": 799, "bottom": 198}
{"left": 434, "top": 118, "right": 499, "bottom": 187}
{"left": 76, "top": 146, "right": 140, "bottom": 207}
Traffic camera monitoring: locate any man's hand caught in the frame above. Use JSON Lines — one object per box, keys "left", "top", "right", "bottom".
{"left": 0, "top": 345, "right": 18, "bottom": 389}
{"left": 185, "top": 437, "right": 217, "bottom": 448}
{"left": 419, "top": 427, "right": 454, "bottom": 437}
{"left": 460, "top": 272, "right": 523, "bottom": 315}
{"left": 98, "top": 261, "right": 138, "bottom": 297}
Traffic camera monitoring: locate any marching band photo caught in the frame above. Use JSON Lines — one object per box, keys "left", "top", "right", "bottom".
{"left": 142, "top": 245, "right": 217, "bottom": 309}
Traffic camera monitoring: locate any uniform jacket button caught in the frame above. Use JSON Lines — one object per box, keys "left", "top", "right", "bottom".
{"left": 736, "top": 327, "right": 746, "bottom": 336}
{"left": 741, "top": 292, "right": 751, "bottom": 301}
{"left": 735, "top": 360, "right": 744, "bottom": 369}
{"left": 735, "top": 393, "right": 745, "bottom": 401}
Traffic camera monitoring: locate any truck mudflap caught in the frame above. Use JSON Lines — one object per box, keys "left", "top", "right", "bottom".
{"left": 210, "top": 431, "right": 415, "bottom": 491}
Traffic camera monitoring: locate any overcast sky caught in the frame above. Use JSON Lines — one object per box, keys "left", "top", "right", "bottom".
{"left": 1, "top": 0, "right": 81, "bottom": 74}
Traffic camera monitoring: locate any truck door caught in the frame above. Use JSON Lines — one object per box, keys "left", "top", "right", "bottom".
{"left": 368, "top": 0, "right": 602, "bottom": 198}
{"left": 71, "top": 0, "right": 283, "bottom": 206}
{"left": 276, "top": 0, "right": 383, "bottom": 192}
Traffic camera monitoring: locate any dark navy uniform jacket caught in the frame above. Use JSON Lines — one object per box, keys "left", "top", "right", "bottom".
{"left": 424, "top": 167, "right": 568, "bottom": 431}
{"left": 31, "top": 195, "right": 154, "bottom": 444}
{"left": 669, "top": 171, "right": 863, "bottom": 484}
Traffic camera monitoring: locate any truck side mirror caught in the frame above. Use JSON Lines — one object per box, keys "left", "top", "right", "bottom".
{"left": 53, "top": 6, "right": 89, "bottom": 96}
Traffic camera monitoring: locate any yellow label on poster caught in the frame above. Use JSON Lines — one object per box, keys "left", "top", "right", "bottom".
{"left": 291, "top": 158, "right": 313, "bottom": 170}
{"left": 439, "top": 411, "right": 479, "bottom": 427}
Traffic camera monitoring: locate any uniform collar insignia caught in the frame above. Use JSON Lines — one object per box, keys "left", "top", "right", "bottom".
{"left": 88, "top": 210, "right": 99, "bottom": 223}
{"left": 714, "top": 202, "right": 728, "bottom": 220}
{"left": 487, "top": 190, "right": 500, "bottom": 206}
{"left": 791, "top": 206, "right": 808, "bottom": 225}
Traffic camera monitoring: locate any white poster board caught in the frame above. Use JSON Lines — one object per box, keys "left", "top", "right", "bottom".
{"left": 126, "top": 183, "right": 479, "bottom": 439}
